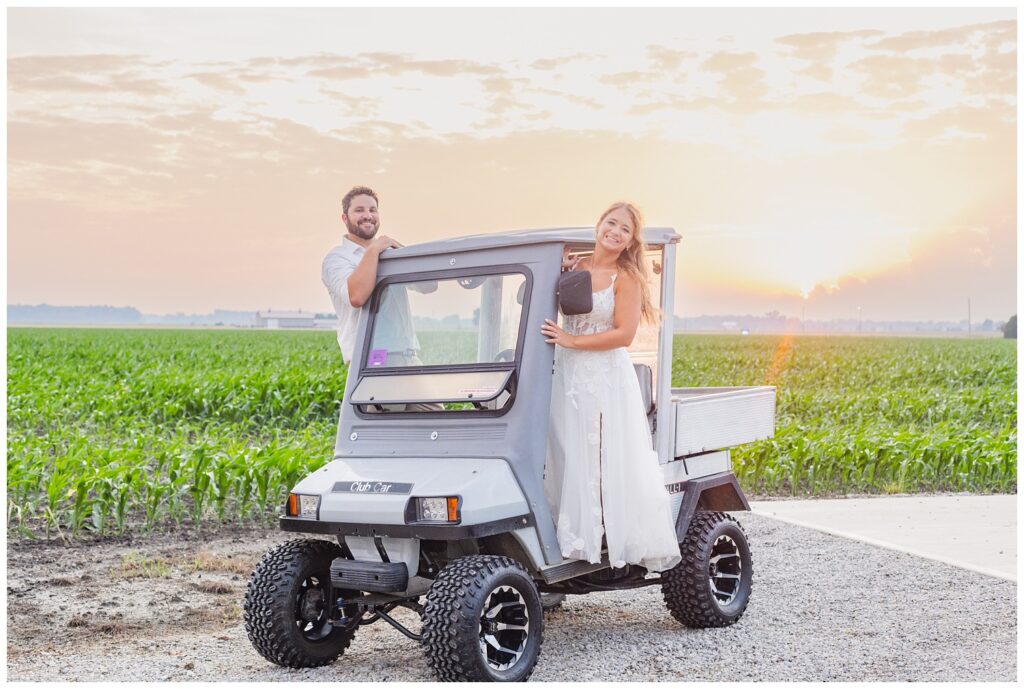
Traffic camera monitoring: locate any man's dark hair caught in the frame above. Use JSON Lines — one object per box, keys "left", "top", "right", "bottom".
{"left": 342, "top": 186, "right": 379, "bottom": 215}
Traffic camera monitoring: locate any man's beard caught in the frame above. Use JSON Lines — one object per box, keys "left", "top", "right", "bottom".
{"left": 345, "top": 217, "right": 379, "bottom": 240}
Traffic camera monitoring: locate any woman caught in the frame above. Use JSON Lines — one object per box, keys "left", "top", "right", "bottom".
{"left": 541, "top": 202, "right": 681, "bottom": 572}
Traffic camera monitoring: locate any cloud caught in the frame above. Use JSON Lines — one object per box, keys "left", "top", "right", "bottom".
{"left": 9, "top": 53, "right": 172, "bottom": 95}
{"left": 307, "top": 52, "right": 503, "bottom": 80}
{"left": 848, "top": 54, "right": 939, "bottom": 99}
{"left": 7, "top": 107, "right": 404, "bottom": 214}
{"left": 627, "top": 94, "right": 706, "bottom": 116}
{"left": 597, "top": 47, "right": 694, "bottom": 88}
{"left": 326, "top": 119, "right": 416, "bottom": 142}
{"left": 530, "top": 53, "right": 595, "bottom": 70}
{"left": 866, "top": 19, "right": 1013, "bottom": 52}
{"left": 969, "top": 47, "right": 1016, "bottom": 98}
{"left": 318, "top": 88, "right": 383, "bottom": 118}
{"left": 523, "top": 85, "right": 603, "bottom": 111}
{"left": 646, "top": 45, "right": 695, "bottom": 72}
{"left": 245, "top": 54, "right": 361, "bottom": 70}
{"left": 776, "top": 29, "right": 886, "bottom": 81}
{"left": 481, "top": 76, "right": 530, "bottom": 95}
{"left": 186, "top": 71, "right": 246, "bottom": 95}
{"left": 522, "top": 110, "right": 554, "bottom": 122}
{"left": 850, "top": 43, "right": 1012, "bottom": 102}
{"left": 599, "top": 71, "right": 661, "bottom": 88}
{"left": 472, "top": 76, "right": 552, "bottom": 128}
{"left": 700, "top": 51, "right": 770, "bottom": 107}
{"left": 9, "top": 113, "right": 177, "bottom": 173}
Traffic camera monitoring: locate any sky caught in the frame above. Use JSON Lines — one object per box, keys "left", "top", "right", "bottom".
{"left": 6, "top": 7, "right": 1017, "bottom": 322}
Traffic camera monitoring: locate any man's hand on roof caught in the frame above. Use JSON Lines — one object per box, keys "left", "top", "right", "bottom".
{"left": 369, "top": 235, "right": 403, "bottom": 254}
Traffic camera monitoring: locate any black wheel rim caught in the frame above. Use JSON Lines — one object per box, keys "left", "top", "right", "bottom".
{"left": 295, "top": 574, "right": 333, "bottom": 641}
{"left": 477, "top": 585, "right": 530, "bottom": 671}
{"left": 708, "top": 535, "right": 743, "bottom": 606}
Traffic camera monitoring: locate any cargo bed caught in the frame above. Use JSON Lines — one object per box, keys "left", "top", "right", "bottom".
{"left": 670, "top": 386, "right": 776, "bottom": 458}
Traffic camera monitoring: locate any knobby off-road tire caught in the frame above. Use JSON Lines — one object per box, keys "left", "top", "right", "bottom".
{"left": 662, "top": 511, "right": 753, "bottom": 628}
{"left": 422, "top": 555, "right": 544, "bottom": 682}
{"left": 244, "top": 538, "right": 356, "bottom": 668}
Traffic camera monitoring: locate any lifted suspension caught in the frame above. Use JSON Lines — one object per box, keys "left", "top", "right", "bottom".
{"left": 334, "top": 597, "right": 425, "bottom": 641}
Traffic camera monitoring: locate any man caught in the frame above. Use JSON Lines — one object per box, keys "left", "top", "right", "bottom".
{"left": 322, "top": 186, "right": 405, "bottom": 363}
{"left": 321, "top": 185, "right": 438, "bottom": 411}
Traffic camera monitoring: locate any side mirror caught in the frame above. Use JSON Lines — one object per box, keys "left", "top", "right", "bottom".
{"left": 557, "top": 270, "right": 593, "bottom": 315}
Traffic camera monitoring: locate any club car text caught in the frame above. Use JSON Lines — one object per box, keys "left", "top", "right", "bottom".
{"left": 332, "top": 481, "right": 413, "bottom": 495}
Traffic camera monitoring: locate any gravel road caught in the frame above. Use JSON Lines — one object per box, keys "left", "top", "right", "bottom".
{"left": 7, "top": 513, "right": 1016, "bottom": 681}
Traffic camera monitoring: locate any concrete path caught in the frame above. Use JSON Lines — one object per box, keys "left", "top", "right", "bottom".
{"left": 749, "top": 494, "right": 1017, "bottom": 581}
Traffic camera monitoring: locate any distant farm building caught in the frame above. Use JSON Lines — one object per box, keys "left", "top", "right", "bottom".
{"left": 254, "top": 311, "right": 316, "bottom": 329}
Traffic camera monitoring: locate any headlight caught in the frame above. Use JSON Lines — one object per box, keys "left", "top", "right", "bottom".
{"left": 410, "top": 496, "right": 460, "bottom": 524}
{"left": 286, "top": 493, "right": 320, "bottom": 519}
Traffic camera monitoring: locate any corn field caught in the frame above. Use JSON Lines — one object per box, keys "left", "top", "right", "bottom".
{"left": 6, "top": 328, "right": 1017, "bottom": 539}
{"left": 678, "top": 335, "right": 1017, "bottom": 495}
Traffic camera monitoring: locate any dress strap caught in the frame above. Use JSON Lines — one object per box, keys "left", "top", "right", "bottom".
{"left": 610, "top": 273, "right": 618, "bottom": 282}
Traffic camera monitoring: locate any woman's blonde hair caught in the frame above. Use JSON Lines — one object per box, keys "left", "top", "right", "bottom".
{"left": 596, "top": 202, "right": 660, "bottom": 324}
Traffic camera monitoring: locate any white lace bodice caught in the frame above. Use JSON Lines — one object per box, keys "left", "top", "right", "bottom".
{"left": 557, "top": 274, "right": 627, "bottom": 409}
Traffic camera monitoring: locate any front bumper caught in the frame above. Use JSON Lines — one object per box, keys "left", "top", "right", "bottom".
{"left": 279, "top": 513, "right": 535, "bottom": 540}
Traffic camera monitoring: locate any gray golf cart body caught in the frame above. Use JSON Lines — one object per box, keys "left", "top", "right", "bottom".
{"left": 280, "top": 227, "right": 776, "bottom": 594}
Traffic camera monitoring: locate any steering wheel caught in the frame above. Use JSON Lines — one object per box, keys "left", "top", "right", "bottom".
{"left": 493, "top": 349, "right": 515, "bottom": 363}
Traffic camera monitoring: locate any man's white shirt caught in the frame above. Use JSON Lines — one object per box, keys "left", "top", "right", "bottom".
{"left": 321, "top": 237, "right": 365, "bottom": 362}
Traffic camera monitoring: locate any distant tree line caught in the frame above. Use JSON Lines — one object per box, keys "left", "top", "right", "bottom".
{"left": 8, "top": 304, "right": 142, "bottom": 324}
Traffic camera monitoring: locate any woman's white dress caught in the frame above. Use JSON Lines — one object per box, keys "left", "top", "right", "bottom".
{"left": 544, "top": 274, "right": 682, "bottom": 572}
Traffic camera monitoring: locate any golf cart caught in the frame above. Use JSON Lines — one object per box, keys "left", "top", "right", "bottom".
{"left": 243, "top": 227, "right": 776, "bottom": 681}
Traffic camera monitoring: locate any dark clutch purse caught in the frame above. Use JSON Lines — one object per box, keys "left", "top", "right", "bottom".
{"left": 557, "top": 269, "right": 593, "bottom": 315}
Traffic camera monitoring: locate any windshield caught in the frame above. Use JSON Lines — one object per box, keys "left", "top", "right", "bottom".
{"left": 365, "top": 271, "right": 527, "bottom": 369}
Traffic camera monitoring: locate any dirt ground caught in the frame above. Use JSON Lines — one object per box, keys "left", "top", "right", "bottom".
{"left": 6, "top": 525, "right": 292, "bottom": 677}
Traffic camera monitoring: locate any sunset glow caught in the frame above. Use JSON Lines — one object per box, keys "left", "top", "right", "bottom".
{"left": 6, "top": 8, "right": 1016, "bottom": 322}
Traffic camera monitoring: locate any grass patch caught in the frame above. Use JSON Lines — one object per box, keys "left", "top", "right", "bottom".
{"left": 192, "top": 602, "right": 243, "bottom": 627}
{"left": 184, "top": 550, "right": 258, "bottom": 576}
{"left": 95, "top": 621, "right": 137, "bottom": 635}
{"left": 117, "top": 551, "right": 171, "bottom": 579}
{"left": 193, "top": 580, "right": 234, "bottom": 594}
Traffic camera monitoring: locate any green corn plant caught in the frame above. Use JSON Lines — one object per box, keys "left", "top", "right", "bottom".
{"left": 143, "top": 481, "right": 168, "bottom": 531}
{"left": 69, "top": 477, "right": 95, "bottom": 536}
{"left": 42, "top": 469, "right": 73, "bottom": 539}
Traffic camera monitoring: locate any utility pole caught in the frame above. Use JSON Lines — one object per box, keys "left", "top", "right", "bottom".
{"left": 968, "top": 298, "right": 972, "bottom": 338}
{"left": 857, "top": 305, "right": 862, "bottom": 333}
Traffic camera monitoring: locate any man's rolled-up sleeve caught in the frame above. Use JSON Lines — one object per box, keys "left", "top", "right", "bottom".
{"left": 322, "top": 251, "right": 353, "bottom": 306}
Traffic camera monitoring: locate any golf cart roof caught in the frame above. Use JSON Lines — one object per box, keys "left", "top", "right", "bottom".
{"left": 386, "top": 226, "right": 681, "bottom": 260}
